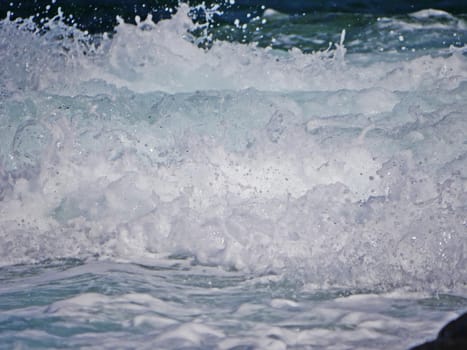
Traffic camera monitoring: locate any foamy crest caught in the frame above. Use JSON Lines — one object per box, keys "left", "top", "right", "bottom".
{"left": 0, "top": 5, "right": 466, "bottom": 290}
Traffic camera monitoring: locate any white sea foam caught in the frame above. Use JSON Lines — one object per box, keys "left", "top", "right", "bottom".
{"left": 0, "top": 5, "right": 466, "bottom": 291}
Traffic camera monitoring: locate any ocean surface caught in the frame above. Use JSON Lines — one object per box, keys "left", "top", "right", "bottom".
{"left": 0, "top": 1, "right": 466, "bottom": 349}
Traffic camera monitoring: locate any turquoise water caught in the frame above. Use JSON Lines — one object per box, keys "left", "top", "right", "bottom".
{"left": 1, "top": 259, "right": 467, "bottom": 349}
{"left": 0, "top": 2, "right": 466, "bottom": 349}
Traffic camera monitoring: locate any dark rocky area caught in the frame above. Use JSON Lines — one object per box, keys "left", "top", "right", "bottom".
{"left": 410, "top": 313, "right": 467, "bottom": 350}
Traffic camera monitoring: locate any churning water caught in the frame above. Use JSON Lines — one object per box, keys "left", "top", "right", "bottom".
{"left": 0, "top": 1, "right": 466, "bottom": 349}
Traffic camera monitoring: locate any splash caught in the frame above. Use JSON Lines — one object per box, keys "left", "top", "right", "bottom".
{"left": 0, "top": 4, "right": 466, "bottom": 291}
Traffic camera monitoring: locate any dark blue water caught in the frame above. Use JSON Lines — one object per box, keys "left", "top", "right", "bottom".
{"left": 2, "top": 0, "right": 467, "bottom": 33}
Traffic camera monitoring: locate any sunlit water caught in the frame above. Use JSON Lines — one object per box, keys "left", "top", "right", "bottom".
{"left": 0, "top": 2, "right": 466, "bottom": 349}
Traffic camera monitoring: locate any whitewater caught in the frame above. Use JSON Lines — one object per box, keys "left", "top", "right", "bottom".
{"left": 0, "top": 2, "right": 466, "bottom": 349}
